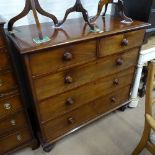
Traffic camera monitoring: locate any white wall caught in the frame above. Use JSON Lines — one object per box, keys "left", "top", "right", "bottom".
{"left": 0, "top": 0, "right": 112, "bottom": 27}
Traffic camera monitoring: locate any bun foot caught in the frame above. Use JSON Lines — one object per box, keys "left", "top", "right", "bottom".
{"left": 118, "top": 104, "right": 129, "bottom": 112}
{"left": 31, "top": 140, "right": 40, "bottom": 150}
{"left": 43, "top": 143, "right": 56, "bottom": 153}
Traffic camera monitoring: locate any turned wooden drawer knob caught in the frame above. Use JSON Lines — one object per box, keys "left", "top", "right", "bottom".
{"left": 65, "top": 76, "right": 73, "bottom": 84}
{"left": 116, "top": 58, "right": 124, "bottom": 66}
{"left": 111, "top": 97, "right": 117, "bottom": 103}
{"left": 63, "top": 52, "right": 73, "bottom": 61}
{"left": 68, "top": 117, "right": 75, "bottom": 124}
{"left": 113, "top": 79, "right": 119, "bottom": 85}
{"left": 4, "top": 103, "right": 11, "bottom": 110}
{"left": 121, "top": 38, "right": 129, "bottom": 46}
{"left": 66, "top": 97, "right": 74, "bottom": 106}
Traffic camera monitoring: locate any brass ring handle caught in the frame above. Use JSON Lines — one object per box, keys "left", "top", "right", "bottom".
{"left": 66, "top": 97, "right": 75, "bottom": 106}
{"left": 4, "top": 103, "right": 11, "bottom": 110}
{"left": 116, "top": 58, "right": 124, "bottom": 66}
{"left": 68, "top": 117, "right": 75, "bottom": 124}
{"left": 63, "top": 52, "right": 73, "bottom": 61}
{"left": 111, "top": 97, "right": 117, "bottom": 103}
{"left": 10, "top": 119, "right": 16, "bottom": 126}
{"left": 65, "top": 75, "right": 73, "bottom": 84}
{"left": 16, "top": 134, "right": 22, "bottom": 141}
{"left": 113, "top": 79, "right": 119, "bottom": 85}
{"left": 121, "top": 38, "right": 129, "bottom": 46}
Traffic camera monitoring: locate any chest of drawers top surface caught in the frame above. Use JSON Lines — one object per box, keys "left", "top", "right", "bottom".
{"left": 8, "top": 15, "right": 149, "bottom": 54}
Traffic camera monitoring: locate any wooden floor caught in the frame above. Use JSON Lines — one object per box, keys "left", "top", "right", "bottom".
{"left": 13, "top": 37, "right": 155, "bottom": 155}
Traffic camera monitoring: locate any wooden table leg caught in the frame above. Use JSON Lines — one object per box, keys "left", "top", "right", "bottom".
{"left": 56, "top": 0, "right": 95, "bottom": 31}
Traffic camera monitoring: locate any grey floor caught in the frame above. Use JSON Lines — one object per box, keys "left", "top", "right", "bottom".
{"left": 13, "top": 37, "right": 155, "bottom": 155}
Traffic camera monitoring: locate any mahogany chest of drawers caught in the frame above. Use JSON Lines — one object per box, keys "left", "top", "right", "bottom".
{"left": 0, "top": 17, "right": 37, "bottom": 154}
{"left": 7, "top": 16, "right": 149, "bottom": 152}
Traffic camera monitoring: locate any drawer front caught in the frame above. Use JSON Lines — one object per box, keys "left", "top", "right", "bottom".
{"left": 0, "top": 128, "right": 32, "bottom": 154}
{"left": 0, "top": 48, "right": 10, "bottom": 71}
{"left": 42, "top": 86, "right": 130, "bottom": 141}
{"left": 0, "top": 32, "right": 5, "bottom": 48}
{"left": 29, "top": 40, "right": 96, "bottom": 76}
{"left": 0, "top": 94, "right": 23, "bottom": 119}
{"left": 93, "top": 87, "right": 130, "bottom": 114}
{"left": 34, "top": 48, "right": 139, "bottom": 101}
{"left": 0, "top": 70, "right": 17, "bottom": 93}
{"left": 99, "top": 30, "right": 144, "bottom": 57}
{"left": 39, "top": 67, "right": 135, "bottom": 122}
{"left": 0, "top": 112, "right": 28, "bottom": 136}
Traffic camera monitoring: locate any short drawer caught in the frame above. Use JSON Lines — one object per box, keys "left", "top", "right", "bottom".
{"left": 0, "top": 32, "right": 5, "bottom": 48}
{"left": 0, "top": 112, "right": 28, "bottom": 136}
{"left": 42, "top": 86, "right": 130, "bottom": 141}
{"left": 0, "top": 128, "right": 32, "bottom": 154}
{"left": 34, "top": 48, "right": 139, "bottom": 101}
{"left": 99, "top": 30, "right": 144, "bottom": 57}
{"left": 0, "top": 70, "right": 17, "bottom": 93}
{"left": 39, "top": 67, "right": 135, "bottom": 122}
{"left": 0, "top": 48, "right": 10, "bottom": 71}
{"left": 29, "top": 40, "right": 97, "bottom": 76}
{"left": 0, "top": 94, "right": 23, "bottom": 119}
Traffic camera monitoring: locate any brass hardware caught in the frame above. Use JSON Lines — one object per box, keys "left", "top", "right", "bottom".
{"left": 63, "top": 52, "right": 73, "bottom": 61}
{"left": 121, "top": 38, "right": 129, "bottom": 46}
{"left": 65, "top": 76, "right": 73, "bottom": 84}
{"left": 16, "top": 134, "right": 22, "bottom": 141}
{"left": 4, "top": 103, "right": 11, "bottom": 110}
{"left": 116, "top": 58, "right": 124, "bottom": 66}
{"left": 66, "top": 97, "right": 74, "bottom": 106}
{"left": 111, "top": 97, "right": 116, "bottom": 103}
{"left": 10, "top": 119, "right": 16, "bottom": 126}
{"left": 68, "top": 117, "right": 75, "bottom": 124}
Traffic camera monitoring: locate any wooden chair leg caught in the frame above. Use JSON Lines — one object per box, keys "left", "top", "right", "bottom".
{"left": 132, "top": 122, "right": 151, "bottom": 155}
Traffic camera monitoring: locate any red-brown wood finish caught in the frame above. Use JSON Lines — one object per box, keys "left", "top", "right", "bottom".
{"left": 0, "top": 16, "right": 37, "bottom": 155}
{"left": 7, "top": 15, "right": 150, "bottom": 151}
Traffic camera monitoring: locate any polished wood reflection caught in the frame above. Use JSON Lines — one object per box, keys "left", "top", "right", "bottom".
{"left": 8, "top": 15, "right": 149, "bottom": 54}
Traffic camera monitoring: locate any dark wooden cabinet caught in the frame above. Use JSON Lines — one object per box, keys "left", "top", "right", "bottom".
{"left": 124, "top": 0, "right": 155, "bottom": 38}
{"left": 7, "top": 16, "right": 149, "bottom": 152}
{"left": 0, "top": 17, "right": 38, "bottom": 155}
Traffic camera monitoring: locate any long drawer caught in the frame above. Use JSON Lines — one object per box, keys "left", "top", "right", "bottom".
{"left": 0, "top": 111, "right": 28, "bottom": 136}
{"left": 0, "top": 48, "right": 10, "bottom": 71}
{"left": 29, "top": 40, "right": 97, "bottom": 76}
{"left": 0, "top": 128, "right": 32, "bottom": 154}
{"left": 99, "top": 30, "right": 144, "bottom": 57}
{"left": 0, "top": 70, "right": 17, "bottom": 93}
{"left": 34, "top": 48, "right": 139, "bottom": 101}
{"left": 42, "top": 86, "right": 130, "bottom": 141}
{"left": 0, "top": 94, "right": 23, "bottom": 119}
{"left": 39, "top": 67, "right": 134, "bottom": 122}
